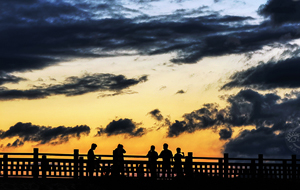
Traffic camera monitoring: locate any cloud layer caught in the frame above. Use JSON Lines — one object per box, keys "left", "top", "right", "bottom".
{"left": 0, "top": 122, "right": 90, "bottom": 148}
{"left": 2, "top": 0, "right": 299, "bottom": 75}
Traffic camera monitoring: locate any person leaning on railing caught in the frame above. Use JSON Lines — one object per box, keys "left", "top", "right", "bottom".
{"left": 174, "top": 147, "right": 184, "bottom": 177}
{"left": 147, "top": 145, "right": 158, "bottom": 179}
{"left": 184, "top": 152, "right": 193, "bottom": 177}
{"left": 159, "top": 143, "right": 173, "bottom": 179}
{"left": 112, "top": 144, "right": 126, "bottom": 176}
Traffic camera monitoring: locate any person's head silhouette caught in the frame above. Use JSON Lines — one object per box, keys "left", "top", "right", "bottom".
{"left": 163, "top": 143, "right": 168, "bottom": 150}
{"left": 176, "top": 147, "right": 181, "bottom": 153}
{"left": 151, "top": 145, "right": 155, "bottom": 151}
{"left": 91, "top": 143, "right": 97, "bottom": 150}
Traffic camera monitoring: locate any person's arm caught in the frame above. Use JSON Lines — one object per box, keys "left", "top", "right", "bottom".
{"left": 158, "top": 151, "right": 162, "bottom": 158}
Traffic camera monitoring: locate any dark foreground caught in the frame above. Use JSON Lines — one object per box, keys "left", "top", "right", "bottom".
{"left": 0, "top": 177, "right": 299, "bottom": 190}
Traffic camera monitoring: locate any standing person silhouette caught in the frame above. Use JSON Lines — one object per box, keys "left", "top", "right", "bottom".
{"left": 147, "top": 145, "right": 158, "bottom": 179}
{"left": 159, "top": 143, "right": 173, "bottom": 179}
{"left": 184, "top": 152, "right": 193, "bottom": 178}
{"left": 87, "top": 143, "right": 98, "bottom": 177}
{"left": 174, "top": 147, "right": 184, "bottom": 177}
{"left": 113, "top": 144, "right": 126, "bottom": 176}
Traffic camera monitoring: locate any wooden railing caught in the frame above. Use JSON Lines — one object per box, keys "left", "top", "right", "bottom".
{"left": 0, "top": 148, "right": 299, "bottom": 180}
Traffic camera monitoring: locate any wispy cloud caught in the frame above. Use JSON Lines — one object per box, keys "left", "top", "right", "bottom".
{"left": 148, "top": 109, "right": 164, "bottom": 121}
{"left": 0, "top": 73, "right": 148, "bottom": 100}
{"left": 0, "top": 72, "right": 27, "bottom": 85}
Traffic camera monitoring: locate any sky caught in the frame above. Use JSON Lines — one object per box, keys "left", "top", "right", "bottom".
{"left": 1, "top": 0, "right": 300, "bottom": 159}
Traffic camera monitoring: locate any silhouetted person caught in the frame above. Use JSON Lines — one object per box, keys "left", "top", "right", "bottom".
{"left": 184, "top": 152, "right": 193, "bottom": 178}
{"left": 87, "top": 143, "right": 98, "bottom": 177}
{"left": 159, "top": 143, "right": 173, "bottom": 179}
{"left": 113, "top": 144, "right": 126, "bottom": 176}
{"left": 174, "top": 147, "right": 184, "bottom": 177}
{"left": 147, "top": 145, "right": 158, "bottom": 179}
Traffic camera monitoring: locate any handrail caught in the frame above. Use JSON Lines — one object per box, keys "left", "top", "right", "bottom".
{"left": 0, "top": 149, "right": 299, "bottom": 180}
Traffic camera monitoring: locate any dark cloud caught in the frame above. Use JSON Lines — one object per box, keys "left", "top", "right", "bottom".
{"left": 96, "top": 118, "right": 145, "bottom": 137}
{"left": 7, "top": 139, "right": 24, "bottom": 148}
{"left": 0, "top": 0, "right": 138, "bottom": 73}
{"left": 149, "top": 109, "right": 164, "bottom": 121}
{"left": 167, "top": 103, "right": 224, "bottom": 137}
{"left": 0, "top": 72, "right": 26, "bottom": 85}
{"left": 222, "top": 89, "right": 300, "bottom": 157}
{"left": 176, "top": 90, "right": 185, "bottom": 94}
{"left": 148, "top": 109, "right": 172, "bottom": 131}
{"left": 219, "top": 127, "right": 232, "bottom": 140}
{"left": 0, "top": 122, "right": 90, "bottom": 147}
{"left": 223, "top": 127, "right": 291, "bottom": 158}
{"left": 258, "top": 0, "right": 300, "bottom": 25}
{"left": 1, "top": 0, "right": 299, "bottom": 77}
{"left": 2, "top": 0, "right": 297, "bottom": 72}
{"left": 97, "top": 90, "right": 137, "bottom": 98}
{"left": 221, "top": 57, "right": 300, "bottom": 90}
{"left": 0, "top": 73, "right": 147, "bottom": 100}
{"left": 167, "top": 89, "right": 300, "bottom": 157}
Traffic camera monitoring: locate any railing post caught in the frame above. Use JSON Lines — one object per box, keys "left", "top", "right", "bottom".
{"left": 74, "top": 149, "right": 79, "bottom": 179}
{"left": 283, "top": 160, "right": 287, "bottom": 180}
{"left": 292, "top": 155, "right": 296, "bottom": 180}
{"left": 42, "top": 155, "right": 47, "bottom": 179}
{"left": 79, "top": 157, "right": 84, "bottom": 178}
{"left": 218, "top": 158, "right": 223, "bottom": 178}
{"left": 258, "top": 154, "right": 263, "bottom": 179}
{"left": 223, "top": 153, "right": 228, "bottom": 179}
{"left": 250, "top": 159, "right": 256, "bottom": 178}
{"left": 33, "top": 148, "right": 39, "bottom": 178}
{"left": 3, "top": 153, "right": 8, "bottom": 178}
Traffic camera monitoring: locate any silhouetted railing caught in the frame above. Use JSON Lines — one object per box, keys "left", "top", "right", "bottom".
{"left": 0, "top": 148, "right": 299, "bottom": 180}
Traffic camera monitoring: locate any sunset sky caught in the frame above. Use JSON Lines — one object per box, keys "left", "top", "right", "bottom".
{"left": 1, "top": 0, "right": 300, "bottom": 158}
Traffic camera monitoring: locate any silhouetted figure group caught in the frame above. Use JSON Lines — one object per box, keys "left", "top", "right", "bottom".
{"left": 87, "top": 143, "right": 193, "bottom": 179}
{"left": 146, "top": 143, "right": 189, "bottom": 179}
